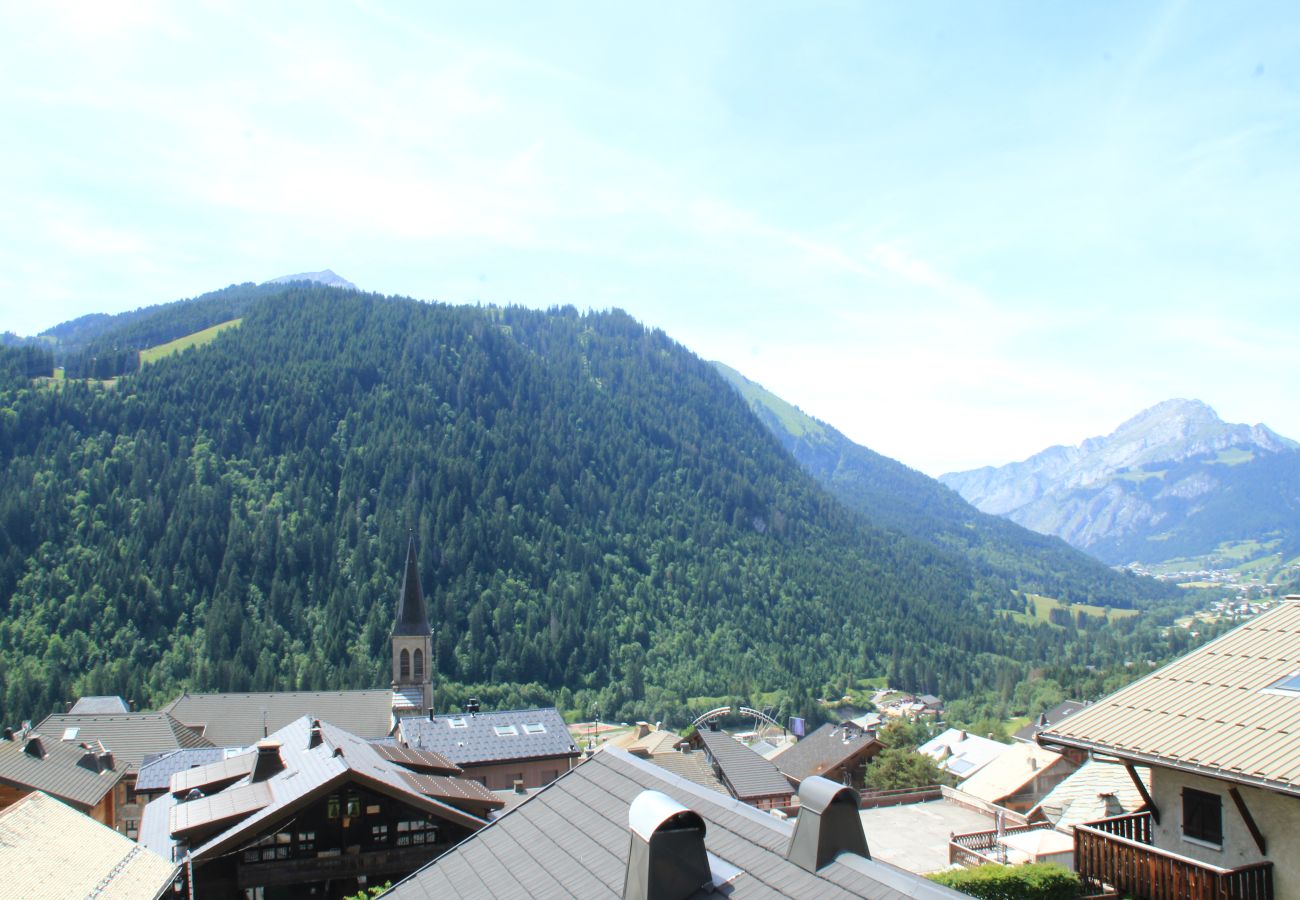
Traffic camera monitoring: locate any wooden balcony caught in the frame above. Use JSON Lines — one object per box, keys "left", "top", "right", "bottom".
{"left": 948, "top": 822, "right": 1059, "bottom": 867}
{"left": 1075, "top": 812, "right": 1273, "bottom": 900}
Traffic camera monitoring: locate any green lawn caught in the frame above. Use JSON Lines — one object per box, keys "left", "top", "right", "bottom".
{"left": 1022, "top": 593, "right": 1139, "bottom": 625}
{"left": 139, "top": 318, "right": 242, "bottom": 365}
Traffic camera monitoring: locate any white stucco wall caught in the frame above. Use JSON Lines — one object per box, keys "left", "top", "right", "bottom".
{"left": 1149, "top": 767, "right": 1300, "bottom": 900}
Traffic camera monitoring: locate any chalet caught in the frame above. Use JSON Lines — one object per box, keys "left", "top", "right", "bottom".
{"left": 32, "top": 710, "right": 214, "bottom": 837}
{"left": 692, "top": 725, "right": 796, "bottom": 810}
{"left": 0, "top": 790, "right": 177, "bottom": 900}
{"left": 918, "top": 727, "right": 1009, "bottom": 780}
{"left": 139, "top": 716, "right": 500, "bottom": 899}
{"left": 383, "top": 746, "right": 963, "bottom": 898}
{"left": 397, "top": 707, "right": 580, "bottom": 790}
{"left": 771, "top": 721, "right": 883, "bottom": 789}
{"left": 953, "top": 741, "right": 1076, "bottom": 813}
{"left": 0, "top": 725, "right": 125, "bottom": 827}
{"left": 1039, "top": 595, "right": 1300, "bottom": 900}
{"left": 135, "top": 747, "right": 235, "bottom": 804}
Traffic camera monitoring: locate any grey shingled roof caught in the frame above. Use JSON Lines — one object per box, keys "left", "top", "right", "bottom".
{"left": 136, "top": 748, "right": 231, "bottom": 793}
{"left": 1012, "top": 700, "right": 1088, "bottom": 742}
{"left": 0, "top": 732, "right": 125, "bottom": 809}
{"left": 161, "top": 689, "right": 394, "bottom": 746}
{"left": 644, "top": 749, "right": 729, "bottom": 796}
{"left": 385, "top": 747, "right": 961, "bottom": 899}
{"left": 67, "top": 695, "right": 131, "bottom": 715}
{"left": 771, "top": 723, "right": 881, "bottom": 784}
{"left": 398, "top": 708, "right": 579, "bottom": 766}
{"left": 35, "top": 713, "right": 214, "bottom": 774}
{"left": 139, "top": 716, "right": 494, "bottom": 864}
{"left": 695, "top": 728, "right": 794, "bottom": 802}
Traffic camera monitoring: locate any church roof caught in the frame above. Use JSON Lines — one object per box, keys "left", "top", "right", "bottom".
{"left": 393, "top": 535, "right": 432, "bottom": 637}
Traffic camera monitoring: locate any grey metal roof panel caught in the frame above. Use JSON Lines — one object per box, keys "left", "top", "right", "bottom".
{"left": 160, "top": 690, "right": 394, "bottom": 746}
{"left": 135, "top": 748, "right": 230, "bottom": 792}
{"left": 398, "top": 708, "right": 579, "bottom": 766}
{"left": 645, "top": 750, "right": 729, "bottom": 795}
{"left": 34, "top": 713, "right": 214, "bottom": 773}
{"left": 695, "top": 729, "right": 795, "bottom": 801}
{"left": 770, "top": 723, "right": 880, "bottom": 783}
{"left": 385, "top": 747, "right": 960, "bottom": 899}
{"left": 67, "top": 695, "right": 131, "bottom": 715}
{"left": 0, "top": 732, "right": 125, "bottom": 808}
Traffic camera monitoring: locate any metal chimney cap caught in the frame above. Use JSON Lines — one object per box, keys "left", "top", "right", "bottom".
{"left": 628, "top": 790, "right": 705, "bottom": 841}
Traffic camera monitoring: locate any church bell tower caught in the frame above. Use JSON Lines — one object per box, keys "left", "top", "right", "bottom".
{"left": 391, "top": 535, "right": 434, "bottom": 716}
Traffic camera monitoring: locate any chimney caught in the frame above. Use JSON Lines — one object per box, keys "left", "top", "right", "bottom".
{"left": 23, "top": 735, "right": 45, "bottom": 758}
{"left": 252, "top": 740, "right": 284, "bottom": 781}
{"left": 2, "top": 726, "right": 13, "bottom": 741}
{"left": 513, "top": 778, "right": 526, "bottom": 794}
{"left": 959, "top": 730, "right": 967, "bottom": 742}
{"left": 78, "top": 748, "right": 102, "bottom": 772}
{"left": 309, "top": 720, "right": 323, "bottom": 749}
{"left": 99, "top": 750, "right": 114, "bottom": 770}
{"left": 623, "top": 790, "right": 710, "bottom": 900}
{"left": 787, "top": 776, "right": 870, "bottom": 872}
{"left": 636, "top": 722, "right": 652, "bottom": 739}
{"left": 1030, "top": 755, "right": 1039, "bottom": 772}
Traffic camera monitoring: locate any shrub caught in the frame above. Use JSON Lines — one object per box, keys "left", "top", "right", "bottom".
{"left": 927, "top": 862, "right": 1079, "bottom": 900}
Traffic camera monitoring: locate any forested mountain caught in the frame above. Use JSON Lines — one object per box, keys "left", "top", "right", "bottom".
{"left": 941, "top": 400, "right": 1300, "bottom": 570}
{"left": 0, "top": 287, "right": 1187, "bottom": 725}
{"left": 713, "top": 364, "right": 1173, "bottom": 607}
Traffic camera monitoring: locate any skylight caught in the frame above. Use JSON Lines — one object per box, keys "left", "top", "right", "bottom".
{"left": 1268, "top": 673, "right": 1300, "bottom": 694}
{"left": 61, "top": 727, "right": 79, "bottom": 741}
{"left": 447, "top": 717, "right": 468, "bottom": 729}
{"left": 493, "top": 725, "right": 519, "bottom": 737}
{"left": 522, "top": 723, "right": 546, "bottom": 735}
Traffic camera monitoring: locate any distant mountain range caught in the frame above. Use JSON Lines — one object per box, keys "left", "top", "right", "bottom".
{"left": 940, "top": 400, "right": 1300, "bottom": 571}
{"left": 713, "top": 363, "right": 1173, "bottom": 607}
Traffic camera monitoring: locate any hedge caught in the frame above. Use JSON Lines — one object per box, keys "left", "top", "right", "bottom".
{"left": 927, "top": 862, "right": 1079, "bottom": 899}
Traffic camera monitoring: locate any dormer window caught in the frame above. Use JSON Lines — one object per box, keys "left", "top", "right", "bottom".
{"left": 447, "top": 717, "right": 468, "bottom": 729}
{"left": 494, "top": 725, "right": 519, "bottom": 737}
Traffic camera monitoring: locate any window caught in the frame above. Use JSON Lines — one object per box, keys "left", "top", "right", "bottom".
{"left": 447, "top": 717, "right": 468, "bottom": 729}
{"left": 493, "top": 724, "right": 519, "bottom": 737}
{"left": 371, "top": 823, "right": 389, "bottom": 842}
{"left": 395, "top": 819, "right": 438, "bottom": 847}
{"left": 62, "top": 727, "right": 79, "bottom": 741}
{"left": 400, "top": 648, "right": 410, "bottom": 679}
{"left": 413, "top": 648, "right": 424, "bottom": 679}
{"left": 1268, "top": 672, "right": 1300, "bottom": 693}
{"left": 1182, "top": 788, "right": 1223, "bottom": 845}
{"left": 327, "top": 795, "right": 340, "bottom": 819}
{"left": 522, "top": 723, "right": 546, "bottom": 735}
{"left": 346, "top": 795, "right": 361, "bottom": 817}
{"left": 297, "top": 831, "right": 315, "bottom": 852}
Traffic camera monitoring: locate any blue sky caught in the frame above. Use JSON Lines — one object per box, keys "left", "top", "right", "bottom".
{"left": 2, "top": 1, "right": 1297, "bottom": 475}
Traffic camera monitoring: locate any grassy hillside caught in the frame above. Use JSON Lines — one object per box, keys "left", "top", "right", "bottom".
{"left": 139, "top": 318, "right": 242, "bottom": 365}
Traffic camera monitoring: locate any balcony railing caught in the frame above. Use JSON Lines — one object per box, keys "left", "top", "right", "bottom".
{"left": 949, "top": 822, "right": 1058, "bottom": 868}
{"left": 1075, "top": 812, "right": 1273, "bottom": 900}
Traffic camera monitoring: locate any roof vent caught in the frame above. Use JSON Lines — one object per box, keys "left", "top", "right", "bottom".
{"left": 252, "top": 740, "right": 284, "bottom": 781}
{"left": 23, "top": 735, "right": 45, "bottom": 758}
{"left": 78, "top": 748, "right": 102, "bottom": 772}
{"left": 309, "top": 720, "right": 323, "bottom": 749}
{"left": 787, "top": 776, "right": 870, "bottom": 871}
{"left": 513, "top": 778, "right": 526, "bottom": 795}
{"left": 2, "top": 726, "right": 13, "bottom": 741}
{"left": 623, "top": 790, "right": 710, "bottom": 900}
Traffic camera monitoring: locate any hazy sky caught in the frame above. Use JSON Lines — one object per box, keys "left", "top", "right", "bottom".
{"left": 3, "top": 1, "right": 1297, "bottom": 475}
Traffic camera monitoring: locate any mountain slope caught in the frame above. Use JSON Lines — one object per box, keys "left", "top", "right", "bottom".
{"left": 940, "top": 400, "right": 1300, "bottom": 568}
{"left": 713, "top": 363, "right": 1173, "bottom": 607}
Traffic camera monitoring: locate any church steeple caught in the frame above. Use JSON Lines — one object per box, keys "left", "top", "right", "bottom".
{"left": 393, "top": 534, "right": 431, "bottom": 637}
{"left": 391, "top": 534, "right": 434, "bottom": 716}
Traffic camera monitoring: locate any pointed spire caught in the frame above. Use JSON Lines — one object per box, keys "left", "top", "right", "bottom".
{"left": 393, "top": 533, "right": 432, "bottom": 636}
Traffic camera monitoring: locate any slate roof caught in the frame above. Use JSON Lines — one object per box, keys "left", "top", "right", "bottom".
{"left": 1012, "top": 700, "right": 1089, "bottom": 742}
{"left": 394, "top": 534, "right": 432, "bottom": 636}
{"left": 139, "top": 716, "right": 496, "bottom": 864}
{"left": 1030, "top": 760, "right": 1150, "bottom": 832}
{"left": 161, "top": 689, "right": 394, "bottom": 746}
{"left": 67, "top": 695, "right": 131, "bottom": 715}
{"left": 0, "top": 791, "right": 177, "bottom": 900}
{"left": 694, "top": 728, "right": 795, "bottom": 802}
{"left": 0, "top": 731, "right": 125, "bottom": 809}
{"left": 398, "top": 708, "right": 579, "bottom": 766}
{"left": 136, "top": 748, "right": 232, "bottom": 793}
{"left": 1039, "top": 598, "right": 1300, "bottom": 796}
{"left": 771, "top": 723, "right": 881, "bottom": 784}
{"left": 384, "top": 747, "right": 961, "bottom": 899}
{"left": 35, "top": 712, "right": 213, "bottom": 774}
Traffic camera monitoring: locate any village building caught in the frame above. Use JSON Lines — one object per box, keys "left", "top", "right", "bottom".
{"left": 0, "top": 790, "right": 177, "bottom": 900}
{"left": 139, "top": 715, "right": 500, "bottom": 899}
{"left": 0, "top": 725, "right": 125, "bottom": 827}
{"left": 1012, "top": 699, "right": 1088, "bottom": 743}
{"left": 771, "top": 721, "right": 883, "bottom": 789}
{"left": 917, "top": 727, "right": 1010, "bottom": 780}
{"left": 382, "top": 746, "right": 962, "bottom": 898}
{"left": 31, "top": 710, "right": 214, "bottom": 837}
{"left": 1039, "top": 595, "right": 1300, "bottom": 900}
{"left": 691, "top": 725, "right": 796, "bottom": 810}
{"left": 951, "top": 740, "right": 1076, "bottom": 813}
{"left": 396, "top": 707, "right": 580, "bottom": 791}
